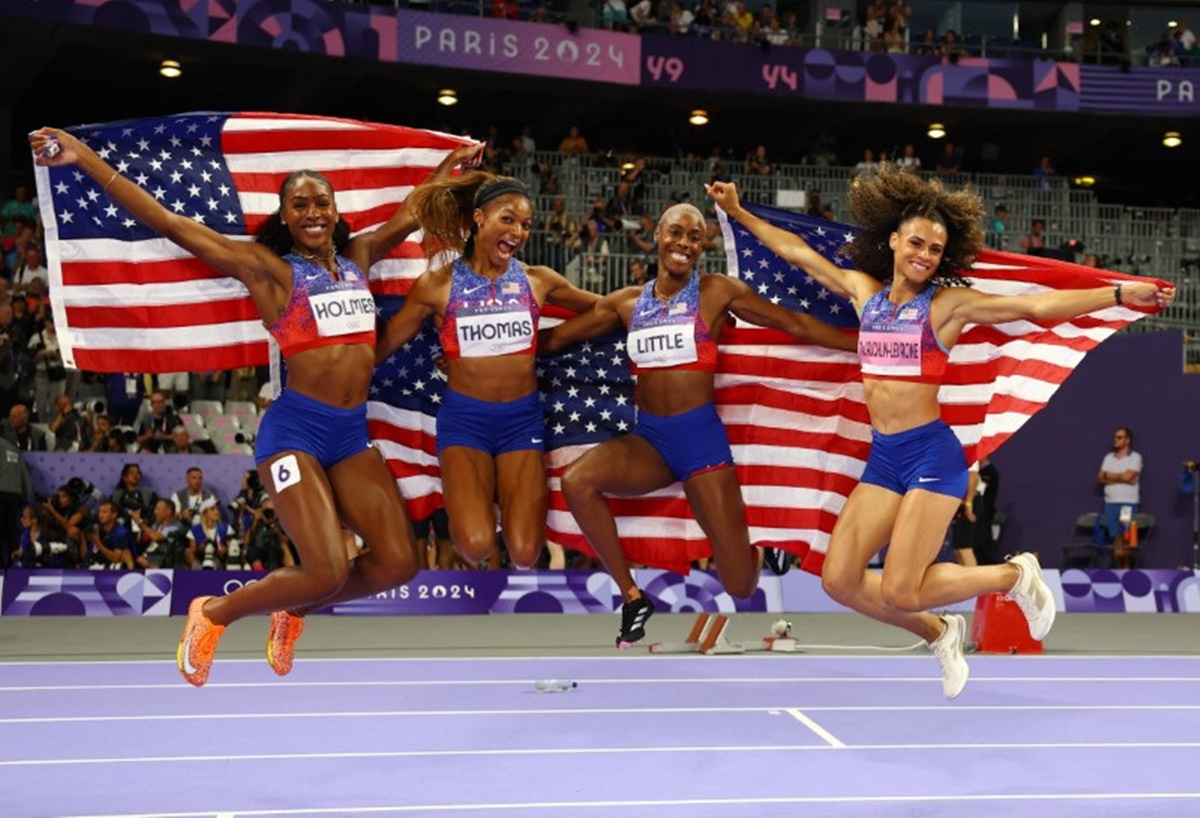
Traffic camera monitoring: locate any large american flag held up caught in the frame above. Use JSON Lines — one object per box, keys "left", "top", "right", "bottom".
{"left": 33, "top": 112, "right": 472, "bottom": 373}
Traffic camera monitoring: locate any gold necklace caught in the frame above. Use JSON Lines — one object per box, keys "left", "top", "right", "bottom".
{"left": 293, "top": 246, "right": 335, "bottom": 264}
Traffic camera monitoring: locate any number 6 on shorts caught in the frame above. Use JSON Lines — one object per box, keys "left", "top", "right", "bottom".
{"left": 271, "top": 454, "right": 302, "bottom": 493}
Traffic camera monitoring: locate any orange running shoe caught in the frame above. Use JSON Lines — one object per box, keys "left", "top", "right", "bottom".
{"left": 176, "top": 596, "right": 225, "bottom": 687}
{"left": 266, "top": 610, "right": 305, "bottom": 676}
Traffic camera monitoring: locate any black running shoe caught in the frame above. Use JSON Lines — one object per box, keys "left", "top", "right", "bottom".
{"left": 616, "top": 595, "right": 655, "bottom": 648}
{"left": 762, "top": 547, "right": 793, "bottom": 576}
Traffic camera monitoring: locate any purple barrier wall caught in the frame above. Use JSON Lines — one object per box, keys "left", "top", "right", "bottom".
{"left": 4, "top": 568, "right": 1198, "bottom": 616}
{"left": 994, "top": 330, "right": 1200, "bottom": 569}
{"left": 24, "top": 452, "right": 254, "bottom": 507}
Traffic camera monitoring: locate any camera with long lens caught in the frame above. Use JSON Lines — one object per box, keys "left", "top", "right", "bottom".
{"left": 200, "top": 540, "right": 218, "bottom": 570}
{"left": 226, "top": 538, "right": 244, "bottom": 570}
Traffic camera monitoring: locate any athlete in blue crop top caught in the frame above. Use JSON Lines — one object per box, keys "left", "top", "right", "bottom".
{"left": 710, "top": 168, "right": 1174, "bottom": 699}
{"left": 376, "top": 172, "right": 599, "bottom": 571}
{"left": 540, "top": 203, "right": 858, "bottom": 647}
{"left": 32, "top": 126, "right": 482, "bottom": 686}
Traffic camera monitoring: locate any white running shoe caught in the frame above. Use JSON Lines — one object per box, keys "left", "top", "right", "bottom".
{"left": 929, "top": 614, "right": 969, "bottom": 700}
{"left": 1006, "top": 552, "right": 1056, "bottom": 641}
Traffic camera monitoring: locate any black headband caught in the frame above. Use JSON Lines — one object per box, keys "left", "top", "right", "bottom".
{"left": 474, "top": 180, "right": 530, "bottom": 209}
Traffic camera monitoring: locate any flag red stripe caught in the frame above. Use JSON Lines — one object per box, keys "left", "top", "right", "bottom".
{"left": 71, "top": 344, "right": 268, "bottom": 372}
{"left": 63, "top": 299, "right": 261, "bottom": 329}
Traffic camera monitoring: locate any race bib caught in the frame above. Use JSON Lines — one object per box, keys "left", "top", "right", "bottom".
{"left": 858, "top": 327, "right": 921, "bottom": 377}
{"left": 310, "top": 290, "right": 376, "bottom": 337}
{"left": 628, "top": 324, "right": 697, "bottom": 369}
{"left": 456, "top": 310, "right": 535, "bottom": 357}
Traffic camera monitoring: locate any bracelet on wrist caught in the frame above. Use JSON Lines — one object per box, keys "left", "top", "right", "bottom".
{"left": 1114, "top": 284, "right": 1123, "bottom": 305}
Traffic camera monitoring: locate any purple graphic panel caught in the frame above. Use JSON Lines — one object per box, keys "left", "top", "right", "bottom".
{"left": 1079, "top": 65, "right": 1200, "bottom": 114}
{"left": 1060, "top": 569, "right": 1200, "bottom": 613}
{"left": 396, "top": 10, "right": 640, "bottom": 84}
{"left": 2, "top": 570, "right": 172, "bottom": 616}
{"left": 640, "top": 35, "right": 1081, "bottom": 110}
{"left": 168, "top": 569, "right": 266, "bottom": 615}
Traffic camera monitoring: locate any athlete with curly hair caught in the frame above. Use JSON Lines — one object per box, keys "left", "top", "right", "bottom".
{"left": 709, "top": 167, "right": 1174, "bottom": 698}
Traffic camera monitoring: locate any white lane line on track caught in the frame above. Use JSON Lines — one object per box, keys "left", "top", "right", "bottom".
{"left": 9, "top": 741, "right": 1200, "bottom": 767}
{"left": 7, "top": 702, "right": 1200, "bottom": 724}
{"left": 59, "top": 792, "right": 1200, "bottom": 818}
{"left": 784, "top": 707, "right": 846, "bottom": 747}
{"left": 5, "top": 674, "right": 1200, "bottom": 692}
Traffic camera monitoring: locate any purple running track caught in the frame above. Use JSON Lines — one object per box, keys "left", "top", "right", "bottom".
{"left": 2, "top": 655, "right": 1199, "bottom": 817}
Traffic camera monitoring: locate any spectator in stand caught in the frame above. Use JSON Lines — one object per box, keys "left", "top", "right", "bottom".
{"left": 540, "top": 196, "right": 576, "bottom": 274}
{"left": 12, "top": 504, "right": 59, "bottom": 568}
{"left": 1033, "top": 155, "right": 1060, "bottom": 190}
{"left": 110, "top": 462, "right": 156, "bottom": 527}
{"left": 26, "top": 318, "right": 68, "bottom": 424}
{"left": 104, "top": 373, "right": 144, "bottom": 427}
{"left": 490, "top": 0, "right": 519, "bottom": 19}
{"left": 935, "top": 142, "right": 961, "bottom": 175}
{"left": 601, "top": 0, "right": 629, "bottom": 30}
{"left": 1, "top": 403, "right": 47, "bottom": 452}
{"left": 1, "top": 182, "right": 37, "bottom": 239}
{"left": 669, "top": 0, "right": 694, "bottom": 35}
{"left": 895, "top": 144, "right": 921, "bottom": 172}
{"left": 134, "top": 497, "right": 187, "bottom": 569}
{"left": 628, "top": 257, "right": 650, "bottom": 286}
{"left": 744, "top": 144, "right": 773, "bottom": 176}
{"left": 47, "top": 394, "right": 91, "bottom": 452}
{"left": 190, "top": 371, "right": 227, "bottom": 404}
{"left": 88, "top": 414, "right": 125, "bottom": 453}
{"left": 1020, "top": 218, "right": 1047, "bottom": 253}
{"left": 914, "top": 27, "right": 940, "bottom": 56}
{"left": 558, "top": 125, "right": 591, "bottom": 156}
{"left": 763, "top": 15, "right": 789, "bottom": 46}
{"left": 12, "top": 245, "right": 49, "bottom": 291}
{"left": 172, "top": 466, "right": 216, "bottom": 528}
{"left": 630, "top": 0, "right": 657, "bottom": 31}
{"left": 989, "top": 204, "right": 1010, "bottom": 251}
{"left": 0, "top": 302, "right": 26, "bottom": 416}
{"left": 883, "top": 17, "right": 906, "bottom": 53}
{"left": 942, "top": 29, "right": 964, "bottom": 61}
{"left": 854, "top": 148, "right": 880, "bottom": 177}
{"left": 136, "top": 391, "right": 180, "bottom": 453}
{"left": 185, "top": 497, "right": 239, "bottom": 570}
{"left": 85, "top": 500, "right": 137, "bottom": 570}
{"left": 43, "top": 485, "right": 86, "bottom": 557}
{"left": 244, "top": 497, "right": 294, "bottom": 571}
{"left": 163, "top": 425, "right": 207, "bottom": 456}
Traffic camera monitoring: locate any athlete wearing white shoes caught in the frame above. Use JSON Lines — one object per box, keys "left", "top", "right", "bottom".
{"left": 709, "top": 167, "right": 1174, "bottom": 700}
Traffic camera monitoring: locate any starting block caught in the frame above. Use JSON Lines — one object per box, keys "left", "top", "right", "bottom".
{"left": 649, "top": 613, "right": 802, "bottom": 655}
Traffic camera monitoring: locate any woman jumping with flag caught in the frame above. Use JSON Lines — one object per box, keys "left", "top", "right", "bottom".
{"left": 376, "top": 172, "right": 599, "bottom": 572}
{"left": 539, "top": 203, "right": 858, "bottom": 647}
{"left": 30, "top": 127, "right": 481, "bottom": 686}
{"left": 708, "top": 167, "right": 1174, "bottom": 698}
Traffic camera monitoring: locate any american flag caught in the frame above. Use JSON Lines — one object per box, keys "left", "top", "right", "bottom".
{"left": 33, "top": 112, "right": 472, "bottom": 373}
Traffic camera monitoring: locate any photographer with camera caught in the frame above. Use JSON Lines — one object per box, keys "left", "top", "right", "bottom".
{"left": 11, "top": 504, "right": 73, "bottom": 568}
{"left": 42, "top": 484, "right": 86, "bottom": 561}
{"left": 109, "top": 463, "right": 156, "bottom": 529}
{"left": 135, "top": 497, "right": 187, "bottom": 569}
{"left": 184, "top": 497, "right": 240, "bottom": 570}
{"left": 135, "top": 391, "right": 179, "bottom": 454}
{"left": 171, "top": 467, "right": 215, "bottom": 529}
{"left": 244, "top": 498, "right": 295, "bottom": 572}
{"left": 47, "top": 394, "right": 90, "bottom": 452}
{"left": 85, "top": 500, "right": 136, "bottom": 570}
